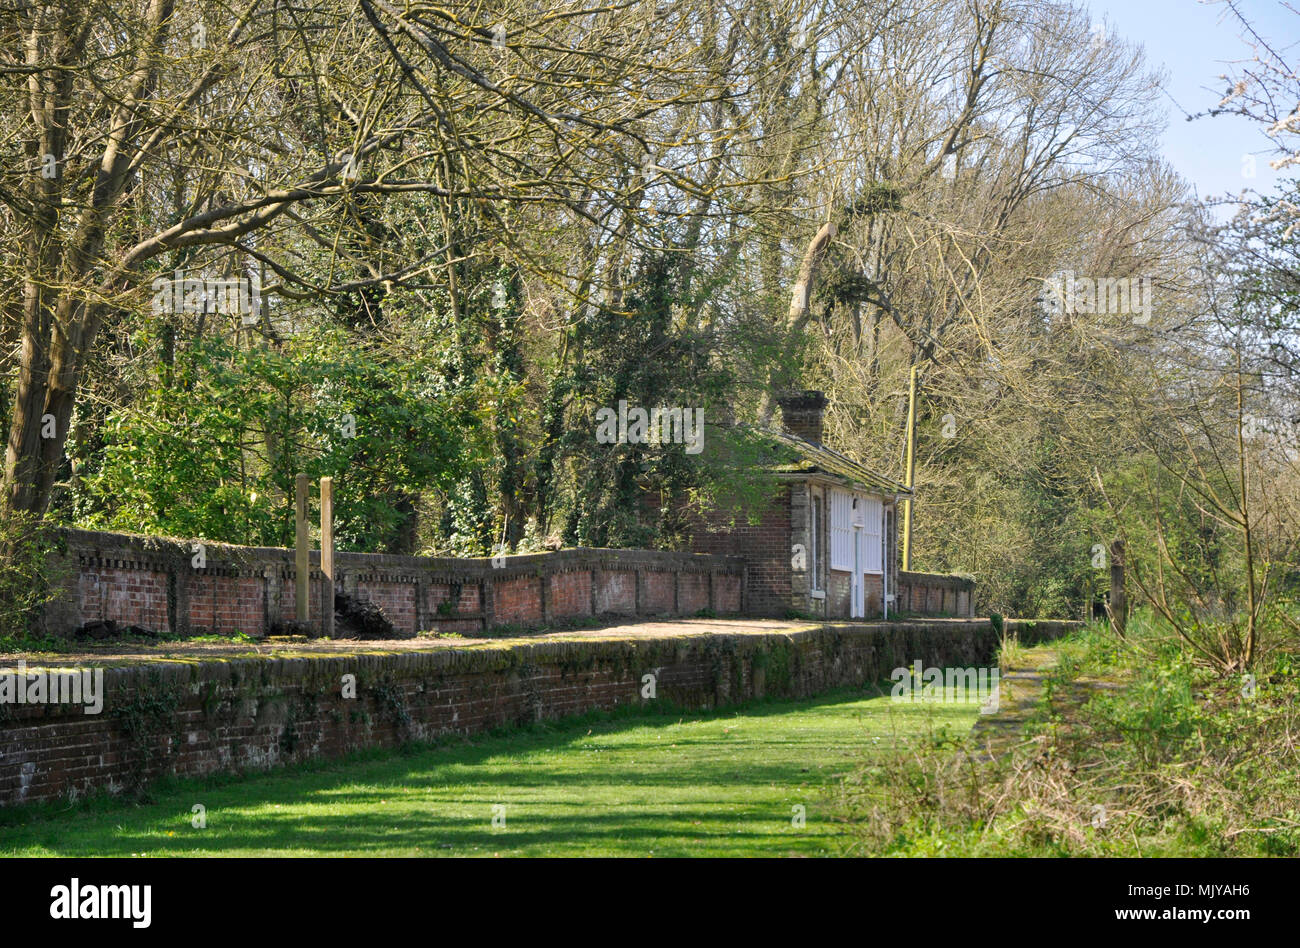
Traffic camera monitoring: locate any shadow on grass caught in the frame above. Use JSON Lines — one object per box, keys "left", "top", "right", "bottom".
{"left": 0, "top": 681, "right": 978, "bottom": 857}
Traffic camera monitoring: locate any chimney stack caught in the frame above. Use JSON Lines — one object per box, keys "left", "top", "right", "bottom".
{"left": 776, "top": 390, "right": 828, "bottom": 445}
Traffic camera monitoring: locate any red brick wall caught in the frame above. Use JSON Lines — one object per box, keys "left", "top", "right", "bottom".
{"left": 866, "top": 574, "right": 883, "bottom": 616}
{"left": 427, "top": 581, "right": 482, "bottom": 618}
{"left": 548, "top": 571, "right": 592, "bottom": 618}
{"left": 715, "top": 575, "right": 742, "bottom": 613}
{"left": 825, "top": 570, "right": 885, "bottom": 619}
{"left": 45, "top": 531, "right": 746, "bottom": 640}
{"left": 828, "top": 570, "right": 850, "bottom": 616}
{"left": 642, "top": 572, "right": 675, "bottom": 613}
{"left": 48, "top": 530, "right": 971, "bottom": 641}
{"left": 78, "top": 567, "right": 171, "bottom": 633}
{"left": 678, "top": 573, "right": 710, "bottom": 613}
{"left": 686, "top": 488, "right": 792, "bottom": 615}
{"left": 355, "top": 579, "right": 418, "bottom": 634}
{"left": 277, "top": 573, "right": 329, "bottom": 626}
{"left": 593, "top": 570, "right": 636, "bottom": 615}
{"left": 0, "top": 618, "right": 1079, "bottom": 806}
{"left": 493, "top": 576, "right": 544, "bottom": 627}
{"left": 896, "top": 571, "right": 976, "bottom": 617}
{"left": 190, "top": 574, "right": 265, "bottom": 635}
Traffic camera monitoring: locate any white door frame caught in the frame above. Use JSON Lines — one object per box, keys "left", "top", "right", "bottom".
{"left": 882, "top": 505, "right": 892, "bottom": 619}
{"left": 851, "top": 525, "right": 864, "bottom": 618}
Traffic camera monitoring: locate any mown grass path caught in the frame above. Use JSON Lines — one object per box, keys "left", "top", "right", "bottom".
{"left": 0, "top": 687, "right": 978, "bottom": 857}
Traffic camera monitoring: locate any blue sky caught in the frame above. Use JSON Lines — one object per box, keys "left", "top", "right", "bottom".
{"left": 1086, "top": 0, "right": 1296, "bottom": 209}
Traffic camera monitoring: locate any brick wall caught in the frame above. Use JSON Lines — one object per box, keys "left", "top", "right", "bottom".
{"left": 826, "top": 570, "right": 884, "bottom": 617}
{"left": 593, "top": 570, "right": 637, "bottom": 615}
{"left": 548, "top": 571, "right": 592, "bottom": 618}
{"left": 42, "top": 529, "right": 746, "bottom": 640}
{"left": 494, "top": 575, "right": 545, "bottom": 627}
{"left": 0, "top": 618, "right": 1079, "bottom": 807}
{"left": 190, "top": 574, "right": 264, "bottom": 634}
{"left": 677, "top": 572, "right": 711, "bottom": 613}
{"left": 78, "top": 566, "right": 171, "bottom": 632}
{"left": 42, "top": 530, "right": 975, "bottom": 642}
{"left": 642, "top": 571, "right": 675, "bottom": 613}
{"left": 896, "top": 571, "right": 975, "bottom": 617}
{"left": 355, "top": 576, "right": 419, "bottom": 633}
{"left": 684, "top": 488, "right": 792, "bottom": 615}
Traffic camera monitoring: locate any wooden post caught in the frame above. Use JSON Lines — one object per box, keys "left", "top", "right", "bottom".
{"left": 321, "top": 476, "right": 335, "bottom": 638}
{"left": 295, "top": 473, "right": 310, "bottom": 623}
{"left": 482, "top": 574, "right": 495, "bottom": 634}
{"left": 1108, "top": 539, "right": 1127, "bottom": 637}
{"left": 901, "top": 364, "right": 918, "bottom": 571}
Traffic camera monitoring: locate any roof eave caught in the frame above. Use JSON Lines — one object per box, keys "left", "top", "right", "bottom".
{"left": 772, "top": 469, "right": 913, "bottom": 498}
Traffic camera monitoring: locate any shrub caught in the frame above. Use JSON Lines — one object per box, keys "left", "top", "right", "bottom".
{"left": 0, "top": 512, "right": 58, "bottom": 640}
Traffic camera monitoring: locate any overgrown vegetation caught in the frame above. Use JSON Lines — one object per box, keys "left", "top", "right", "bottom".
{"left": 837, "top": 613, "right": 1300, "bottom": 856}
{"left": 0, "top": 512, "right": 59, "bottom": 639}
{"left": 6, "top": 0, "right": 1296, "bottom": 628}
{"left": 2, "top": 0, "right": 1298, "bottom": 860}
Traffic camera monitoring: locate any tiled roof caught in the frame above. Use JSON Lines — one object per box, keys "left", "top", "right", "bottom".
{"left": 753, "top": 427, "right": 911, "bottom": 495}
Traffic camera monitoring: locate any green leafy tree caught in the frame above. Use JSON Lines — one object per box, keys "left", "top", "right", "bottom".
{"left": 72, "top": 332, "right": 481, "bottom": 552}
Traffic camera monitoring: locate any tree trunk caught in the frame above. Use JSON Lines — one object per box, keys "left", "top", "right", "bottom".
{"left": 758, "top": 219, "right": 837, "bottom": 425}
{"left": 1107, "top": 539, "right": 1127, "bottom": 637}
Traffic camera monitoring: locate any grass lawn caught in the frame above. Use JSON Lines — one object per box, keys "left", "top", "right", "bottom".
{"left": 0, "top": 686, "right": 978, "bottom": 857}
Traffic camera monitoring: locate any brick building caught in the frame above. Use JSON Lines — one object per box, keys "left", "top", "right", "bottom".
{"left": 688, "top": 390, "right": 912, "bottom": 619}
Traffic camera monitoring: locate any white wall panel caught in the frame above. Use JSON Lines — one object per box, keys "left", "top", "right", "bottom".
{"left": 830, "top": 489, "right": 853, "bottom": 570}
